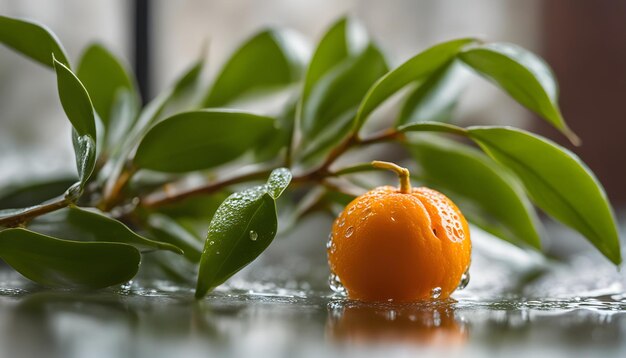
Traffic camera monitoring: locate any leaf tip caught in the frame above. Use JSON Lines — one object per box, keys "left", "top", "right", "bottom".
{"left": 165, "top": 243, "right": 185, "bottom": 256}
{"left": 267, "top": 167, "right": 292, "bottom": 199}
{"left": 608, "top": 246, "right": 622, "bottom": 266}
{"left": 529, "top": 237, "right": 542, "bottom": 251}
{"left": 564, "top": 127, "right": 582, "bottom": 147}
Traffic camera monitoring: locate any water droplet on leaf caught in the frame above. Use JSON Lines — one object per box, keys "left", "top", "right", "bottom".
{"left": 249, "top": 230, "right": 258, "bottom": 241}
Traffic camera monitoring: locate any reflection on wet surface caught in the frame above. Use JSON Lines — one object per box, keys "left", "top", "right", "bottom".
{"left": 1, "top": 219, "right": 626, "bottom": 357}
{"left": 1, "top": 279, "right": 626, "bottom": 358}
{"left": 327, "top": 300, "right": 467, "bottom": 346}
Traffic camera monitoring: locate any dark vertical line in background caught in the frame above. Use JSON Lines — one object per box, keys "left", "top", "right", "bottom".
{"left": 133, "top": 0, "right": 151, "bottom": 104}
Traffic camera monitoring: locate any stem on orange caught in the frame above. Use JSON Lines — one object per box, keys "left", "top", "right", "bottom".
{"left": 371, "top": 161, "right": 411, "bottom": 194}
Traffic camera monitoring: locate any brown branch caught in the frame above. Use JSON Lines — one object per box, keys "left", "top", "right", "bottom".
{"left": 141, "top": 168, "right": 274, "bottom": 208}
{"left": 99, "top": 163, "right": 138, "bottom": 211}
{"left": 0, "top": 197, "right": 70, "bottom": 228}
{"left": 139, "top": 128, "right": 402, "bottom": 209}
{"left": 356, "top": 128, "right": 403, "bottom": 146}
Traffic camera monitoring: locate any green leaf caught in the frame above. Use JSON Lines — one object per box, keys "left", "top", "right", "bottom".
{"left": 155, "top": 58, "right": 206, "bottom": 121}
{"left": 298, "top": 110, "right": 356, "bottom": 165}
{"left": 195, "top": 186, "right": 277, "bottom": 298}
{"left": 152, "top": 191, "right": 229, "bottom": 221}
{"left": 147, "top": 214, "right": 203, "bottom": 262}
{"left": 27, "top": 206, "right": 182, "bottom": 254}
{"left": 302, "top": 44, "right": 387, "bottom": 138}
{"left": 0, "top": 177, "right": 77, "bottom": 210}
{"left": 144, "top": 190, "right": 229, "bottom": 243}
{"left": 152, "top": 192, "right": 229, "bottom": 222}
{"left": 77, "top": 44, "right": 138, "bottom": 128}
{"left": 397, "top": 61, "right": 468, "bottom": 125}
{"left": 459, "top": 43, "right": 579, "bottom": 145}
{"left": 354, "top": 38, "right": 477, "bottom": 131}
{"left": 0, "top": 228, "right": 140, "bottom": 288}
{"left": 100, "top": 60, "right": 205, "bottom": 192}
{"left": 124, "top": 58, "right": 205, "bottom": 150}
{"left": 254, "top": 97, "right": 298, "bottom": 162}
{"left": 54, "top": 57, "right": 97, "bottom": 139}
{"left": 332, "top": 163, "right": 380, "bottom": 176}
{"left": 203, "top": 29, "right": 307, "bottom": 107}
{"left": 140, "top": 251, "right": 198, "bottom": 285}
{"left": 194, "top": 171, "right": 288, "bottom": 297}
{"left": 0, "top": 15, "right": 69, "bottom": 68}
{"left": 398, "top": 121, "right": 468, "bottom": 136}
{"left": 467, "top": 126, "right": 621, "bottom": 264}
{"left": 72, "top": 130, "right": 96, "bottom": 186}
{"left": 173, "top": 58, "right": 205, "bottom": 94}
{"left": 105, "top": 89, "right": 138, "bottom": 152}
{"left": 134, "top": 109, "right": 275, "bottom": 173}
{"left": 299, "top": 45, "right": 388, "bottom": 163}
{"left": 408, "top": 135, "right": 542, "bottom": 248}
{"left": 266, "top": 168, "right": 292, "bottom": 199}
{"left": 302, "top": 16, "right": 367, "bottom": 101}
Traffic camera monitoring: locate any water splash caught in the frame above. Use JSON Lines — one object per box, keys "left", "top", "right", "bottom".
{"left": 457, "top": 269, "right": 470, "bottom": 290}
{"left": 326, "top": 233, "right": 334, "bottom": 251}
{"left": 431, "top": 287, "right": 442, "bottom": 299}
{"left": 329, "top": 273, "right": 347, "bottom": 295}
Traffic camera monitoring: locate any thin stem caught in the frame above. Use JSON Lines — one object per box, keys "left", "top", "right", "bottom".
{"left": 139, "top": 128, "right": 403, "bottom": 209}
{"left": 317, "top": 128, "right": 401, "bottom": 171}
{"left": 100, "top": 164, "right": 138, "bottom": 211}
{"left": 357, "top": 128, "right": 403, "bottom": 146}
{"left": 318, "top": 133, "right": 358, "bottom": 172}
{"left": 329, "top": 163, "right": 380, "bottom": 177}
{"left": 0, "top": 197, "right": 71, "bottom": 228}
{"left": 141, "top": 168, "right": 274, "bottom": 208}
{"left": 371, "top": 160, "right": 412, "bottom": 193}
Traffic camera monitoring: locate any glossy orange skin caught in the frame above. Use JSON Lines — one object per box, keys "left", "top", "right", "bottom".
{"left": 328, "top": 186, "right": 471, "bottom": 302}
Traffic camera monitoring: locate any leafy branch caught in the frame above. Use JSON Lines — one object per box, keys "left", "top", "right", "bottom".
{"left": 0, "top": 15, "right": 620, "bottom": 297}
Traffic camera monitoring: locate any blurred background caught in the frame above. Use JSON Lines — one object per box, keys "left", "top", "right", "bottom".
{"left": 0, "top": 0, "right": 625, "bottom": 204}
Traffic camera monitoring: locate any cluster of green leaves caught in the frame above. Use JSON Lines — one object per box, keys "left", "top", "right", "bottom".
{"left": 0, "top": 15, "right": 620, "bottom": 297}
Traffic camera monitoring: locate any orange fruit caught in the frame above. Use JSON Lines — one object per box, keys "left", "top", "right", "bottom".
{"left": 327, "top": 161, "right": 471, "bottom": 302}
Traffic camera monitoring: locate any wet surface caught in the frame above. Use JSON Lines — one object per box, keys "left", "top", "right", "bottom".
{"left": 1, "top": 217, "right": 626, "bottom": 358}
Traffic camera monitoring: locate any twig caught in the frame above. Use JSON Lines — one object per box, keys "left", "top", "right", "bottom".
{"left": 356, "top": 128, "right": 403, "bottom": 146}
{"left": 141, "top": 168, "right": 274, "bottom": 208}
{"left": 0, "top": 197, "right": 71, "bottom": 228}
{"left": 140, "top": 128, "right": 402, "bottom": 209}
{"left": 99, "top": 164, "right": 137, "bottom": 211}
